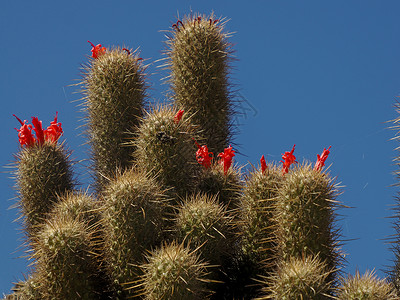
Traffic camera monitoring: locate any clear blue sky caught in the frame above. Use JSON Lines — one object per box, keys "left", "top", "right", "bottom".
{"left": 1, "top": 0, "right": 400, "bottom": 295}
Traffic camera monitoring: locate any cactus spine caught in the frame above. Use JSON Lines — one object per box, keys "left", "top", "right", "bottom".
{"left": 166, "top": 14, "right": 234, "bottom": 154}
{"left": 82, "top": 47, "right": 146, "bottom": 190}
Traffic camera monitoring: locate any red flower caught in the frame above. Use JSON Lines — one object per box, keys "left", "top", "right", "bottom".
{"left": 260, "top": 155, "right": 267, "bottom": 174}
{"left": 194, "top": 140, "right": 213, "bottom": 169}
{"left": 218, "top": 145, "right": 235, "bottom": 175}
{"left": 14, "top": 113, "right": 63, "bottom": 147}
{"left": 314, "top": 146, "right": 331, "bottom": 171}
{"left": 280, "top": 144, "right": 297, "bottom": 174}
{"left": 31, "top": 117, "right": 45, "bottom": 145}
{"left": 13, "top": 115, "right": 35, "bottom": 147}
{"left": 88, "top": 41, "right": 106, "bottom": 59}
{"left": 174, "top": 110, "right": 184, "bottom": 124}
{"left": 44, "top": 112, "right": 63, "bottom": 143}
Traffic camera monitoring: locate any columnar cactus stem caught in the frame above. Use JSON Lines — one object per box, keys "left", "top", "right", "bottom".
{"left": 133, "top": 105, "right": 199, "bottom": 198}
{"left": 32, "top": 215, "right": 101, "bottom": 299}
{"left": 259, "top": 255, "right": 334, "bottom": 300}
{"left": 196, "top": 162, "right": 242, "bottom": 210}
{"left": 166, "top": 13, "right": 234, "bottom": 154}
{"left": 239, "top": 162, "right": 282, "bottom": 267}
{"left": 15, "top": 141, "right": 74, "bottom": 235}
{"left": 82, "top": 46, "right": 146, "bottom": 190}
{"left": 101, "top": 168, "right": 167, "bottom": 297}
{"left": 138, "top": 242, "right": 211, "bottom": 300}
{"left": 274, "top": 163, "right": 342, "bottom": 286}
{"left": 174, "top": 193, "right": 235, "bottom": 265}
{"left": 336, "top": 270, "right": 398, "bottom": 300}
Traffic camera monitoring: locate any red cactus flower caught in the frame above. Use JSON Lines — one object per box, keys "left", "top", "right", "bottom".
{"left": 88, "top": 41, "right": 106, "bottom": 59}
{"left": 280, "top": 144, "right": 297, "bottom": 174}
{"left": 14, "top": 113, "right": 63, "bottom": 147}
{"left": 31, "top": 117, "right": 45, "bottom": 145}
{"left": 44, "top": 112, "right": 63, "bottom": 143}
{"left": 314, "top": 146, "right": 331, "bottom": 171}
{"left": 194, "top": 140, "right": 213, "bottom": 169}
{"left": 260, "top": 155, "right": 267, "bottom": 174}
{"left": 218, "top": 145, "right": 235, "bottom": 175}
{"left": 13, "top": 115, "right": 35, "bottom": 147}
{"left": 174, "top": 110, "right": 184, "bottom": 124}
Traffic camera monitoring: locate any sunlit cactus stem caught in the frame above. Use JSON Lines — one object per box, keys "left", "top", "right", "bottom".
{"left": 82, "top": 45, "right": 146, "bottom": 190}
{"left": 274, "top": 163, "right": 342, "bottom": 287}
{"left": 101, "top": 168, "right": 167, "bottom": 297}
{"left": 32, "top": 214, "right": 101, "bottom": 299}
{"left": 13, "top": 114, "right": 74, "bottom": 235}
{"left": 166, "top": 13, "right": 234, "bottom": 154}
{"left": 133, "top": 105, "right": 199, "bottom": 198}
{"left": 138, "top": 242, "right": 211, "bottom": 300}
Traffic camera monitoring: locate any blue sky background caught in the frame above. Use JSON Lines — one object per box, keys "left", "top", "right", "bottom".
{"left": 1, "top": 0, "right": 400, "bottom": 295}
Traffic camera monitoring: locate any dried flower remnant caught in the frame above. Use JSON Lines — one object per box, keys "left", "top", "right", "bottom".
{"left": 280, "top": 144, "right": 297, "bottom": 174}
{"left": 174, "top": 110, "right": 184, "bottom": 124}
{"left": 194, "top": 140, "right": 213, "bottom": 169}
{"left": 87, "top": 40, "right": 106, "bottom": 59}
{"left": 218, "top": 145, "right": 235, "bottom": 175}
{"left": 314, "top": 146, "right": 331, "bottom": 171}
{"left": 260, "top": 155, "right": 267, "bottom": 174}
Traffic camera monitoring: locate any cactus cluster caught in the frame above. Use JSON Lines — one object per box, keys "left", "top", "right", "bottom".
{"left": 3, "top": 12, "right": 400, "bottom": 300}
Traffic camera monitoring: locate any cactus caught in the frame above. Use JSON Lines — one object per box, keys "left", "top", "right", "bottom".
{"left": 101, "top": 168, "right": 167, "bottom": 297}
{"left": 196, "top": 161, "right": 242, "bottom": 210}
{"left": 138, "top": 241, "right": 211, "bottom": 300}
{"left": 259, "top": 255, "right": 334, "bottom": 300}
{"left": 32, "top": 214, "right": 101, "bottom": 299}
{"left": 82, "top": 46, "right": 146, "bottom": 190}
{"left": 132, "top": 105, "right": 199, "bottom": 198}
{"left": 174, "top": 193, "right": 235, "bottom": 265}
{"left": 5, "top": 11, "right": 398, "bottom": 300}
{"left": 165, "top": 13, "right": 234, "bottom": 154}
{"left": 336, "top": 270, "right": 398, "bottom": 300}
{"left": 239, "top": 161, "right": 282, "bottom": 267}
{"left": 5, "top": 276, "right": 41, "bottom": 300}
{"left": 274, "top": 163, "right": 342, "bottom": 285}
{"left": 13, "top": 114, "right": 74, "bottom": 235}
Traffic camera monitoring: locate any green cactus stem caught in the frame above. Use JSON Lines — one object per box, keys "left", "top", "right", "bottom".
{"left": 138, "top": 241, "right": 211, "bottom": 300}
{"left": 336, "top": 270, "right": 398, "bottom": 300}
{"left": 239, "top": 162, "right": 282, "bottom": 267}
{"left": 32, "top": 214, "right": 101, "bottom": 299}
{"left": 196, "top": 162, "right": 242, "bottom": 210}
{"left": 165, "top": 13, "right": 234, "bottom": 154}
{"left": 133, "top": 105, "right": 199, "bottom": 198}
{"left": 274, "top": 163, "right": 342, "bottom": 284}
{"left": 15, "top": 141, "right": 74, "bottom": 235}
{"left": 101, "top": 168, "right": 167, "bottom": 297}
{"left": 259, "top": 255, "right": 334, "bottom": 300}
{"left": 82, "top": 46, "right": 146, "bottom": 190}
{"left": 174, "top": 193, "right": 235, "bottom": 266}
